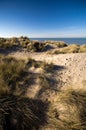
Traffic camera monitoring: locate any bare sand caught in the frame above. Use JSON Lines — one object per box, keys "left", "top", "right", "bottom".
{"left": 8, "top": 51, "right": 86, "bottom": 91}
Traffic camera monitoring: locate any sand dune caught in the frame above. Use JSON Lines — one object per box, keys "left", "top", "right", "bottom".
{"left": 8, "top": 51, "right": 86, "bottom": 90}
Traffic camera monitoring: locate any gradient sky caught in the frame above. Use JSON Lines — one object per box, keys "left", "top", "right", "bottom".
{"left": 0, "top": 0, "right": 86, "bottom": 37}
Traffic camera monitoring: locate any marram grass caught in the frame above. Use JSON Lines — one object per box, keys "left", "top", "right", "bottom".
{"left": 46, "top": 88, "right": 86, "bottom": 130}
{"left": 0, "top": 94, "right": 48, "bottom": 130}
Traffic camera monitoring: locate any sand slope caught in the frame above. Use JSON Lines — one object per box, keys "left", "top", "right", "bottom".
{"left": 8, "top": 51, "right": 86, "bottom": 90}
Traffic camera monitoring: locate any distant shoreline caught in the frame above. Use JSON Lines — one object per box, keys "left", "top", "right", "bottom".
{"left": 30, "top": 37, "right": 86, "bottom": 44}
{"left": 0, "top": 37, "right": 86, "bottom": 44}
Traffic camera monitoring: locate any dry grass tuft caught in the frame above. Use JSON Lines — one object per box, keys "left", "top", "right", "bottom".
{"left": 44, "top": 41, "right": 67, "bottom": 48}
{"left": 79, "top": 44, "right": 86, "bottom": 53}
{"left": 46, "top": 88, "right": 86, "bottom": 130}
{"left": 27, "top": 58, "right": 54, "bottom": 72}
{"left": 0, "top": 94, "right": 48, "bottom": 130}
{"left": 0, "top": 56, "right": 30, "bottom": 96}
{"left": 53, "top": 42, "right": 68, "bottom": 48}
{"left": 26, "top": 58, "right": 42, "bottom": 68}
{"left": 51, "top": 44, "right": 80, "bottom": 54}
{"left": 0, "top": 37, "right": 19, "bottom": 49}
{"left": 41, "top": 62, "right": 54, "bottom": 72}
{"left": 27, "top": 41, "right": 46, "bottom": 52}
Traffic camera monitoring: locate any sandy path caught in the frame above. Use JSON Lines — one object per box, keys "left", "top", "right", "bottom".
{"left": 9, "top": 52, "right": 86, "bottom": 90}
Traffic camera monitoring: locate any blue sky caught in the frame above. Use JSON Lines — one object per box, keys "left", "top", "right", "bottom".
{"left": 0, "top": 0, "right": 86, "bottom": 37}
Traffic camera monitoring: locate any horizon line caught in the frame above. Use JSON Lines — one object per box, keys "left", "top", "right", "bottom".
{"left": 30, "top": 37, "right": 86, "bottom": 38}
{"left": 0, "top": 36, "right": 86, "bottom": 39}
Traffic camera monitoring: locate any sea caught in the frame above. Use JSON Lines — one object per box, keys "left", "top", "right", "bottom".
{"left": 30, "top": 38, "right": 86, "bottom": 45}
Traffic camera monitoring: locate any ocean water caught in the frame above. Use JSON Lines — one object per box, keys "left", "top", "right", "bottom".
{"left": 30, "top": 38, "right": 86, "bottom": 45}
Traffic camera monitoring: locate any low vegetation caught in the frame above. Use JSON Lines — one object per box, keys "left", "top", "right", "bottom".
{"left": 0, "top": 95, "right": 48, "bottom": 130}
{"left": 80, "top": 44, "right": 86, "bottom": 52}
{"left": 0, "top": 56, "right": 27, "bottom": 96}
{"left": 27, "top": 58, "right": 54, "bottom": 72}
{"left": 0, "top": 38, "right": 19, "bottom": 49}
{"left": 46, "top": 88, "right": 86, "bottom": 130}
{"left": 0, "top": 56, "right": 55, "bottom": 97}
{"left": 0, "top": 37, "right": 46, "bottom": 52}
{"left": 49, "top": 44, "right": 80, "bottom": 54}
{"left": 0, "top": 37, "right": 86, "bottom": 53}
{"left": 27, "top": 41, "right": 46, "bottom": 52}
{"left": 0, "top": 56, "right": 51, "bottom": 130}
{"left": 48, "top": 44, "right": 86, "bottom": 54}
{"left": 44, "top": 41, "right": 68, "bottom": 48}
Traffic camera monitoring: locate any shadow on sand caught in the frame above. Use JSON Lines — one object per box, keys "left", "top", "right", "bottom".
{"left": 0, "top": 46, "right": 23, "bottom": 55}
